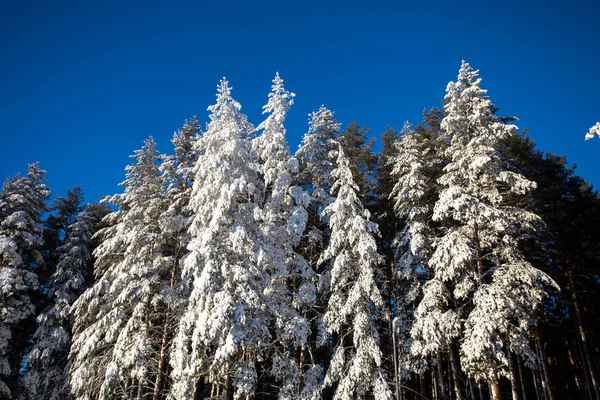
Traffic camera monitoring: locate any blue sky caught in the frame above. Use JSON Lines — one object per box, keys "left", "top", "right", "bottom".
{"left": 1, "top": 0, "right": 599, "bottom": 204}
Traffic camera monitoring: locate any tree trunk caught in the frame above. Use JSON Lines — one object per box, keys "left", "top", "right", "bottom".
{"left": 432, "top": 367, "right": 438, "bottom": 400}
{"left": 517, "top": 358, "right": 528, "bottom": 400}
{"left": 420, "top": 373, "right": 427, "bottom": 399}
{"left": 533, "top": 370, "right": 546, "bottom": 400}
{"left": 567, "top": 267, "right": 600, "bottom": 400}
{"left": 508, "top": 351, "right": 520, "bottom": 400}
{"left": 437, "top": 352, "right": 448, "bottom": 400}
{"left": 489, "top": 379, "right": 501, "bottom": 400}
{"left": 468, "top": 379, "right": 476, "bottom": 400}
{"left": 564, "top": 336, "right": 583, "bottom": 395}
{"left": 449, "top": 347, "right": 464, "bottom": 400}
{"left": 153, "top": 322, "right": 170, "bottom": 400}
{"left": 535, "top": 337, "right": 554, "bottom": 400}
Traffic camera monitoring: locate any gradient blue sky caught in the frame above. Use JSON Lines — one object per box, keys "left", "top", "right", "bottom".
{"left": 1, "top": 0, "right": 599, "bottom": 204}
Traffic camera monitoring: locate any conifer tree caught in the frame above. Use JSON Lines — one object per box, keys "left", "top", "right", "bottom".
{"left": 340, "top": 122, "right": 377, "bottom": 205}
{"left": 389, "top": 122, "right": 441, "bottom": 382}
{"left": 169, "top": 79, "right": 268, "bottom": 400}
{"left": 69, "top": 137, "right": 169, "bottom": 399}
{"left": 295, "top": 106, "right": 341, "bottom": 292}
{"left": 320, "top": 146, "right": 392, "bottom": 400}
{"left": 294, "top": 106, "right": 342, "bottom": 396}
{"left": 152, "top": 117, "right": 200, "bottom": 400}
{"left": 21, "top": 203, "right": 108, "bottom": 400}
{"left": 411, "top": 61, "right": 557, "bottom": 400}
{"left": 42, "top": 187, "right": 85, "bottom": 275}
{"left": 0, "top": 163, "right": 50, "bottom": 399}
{"left": 253, "top": 74, "right": 319, "bottom": 399}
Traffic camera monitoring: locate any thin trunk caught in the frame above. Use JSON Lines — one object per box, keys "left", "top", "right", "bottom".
{"left": 468, "top": 379, "right": 476, "bottom": 400}
{"left": 577, "top": 326, "right": 595, "bottom": 400}
{"left": 449, "top": 347, "right": 463, "bottom": 400}
{"left": 437, "top": 352, "right": 448, "bottom": 400}
{"left": 567, "top": 267, "right": 600, "bottom": 400}
{"left": 478, "top": 382, "right": 484, "bottom": 400}
{"left": 564, "top": 336, "right": 582, "bottom": 394}
{"left": 517, "top": 358, "right": 528, "bottom": 400}
{"left": 533, "top": 369, "right": 546, "bottom": 400}
{"left": 535, "top": 337, "right": 554, "bottom": 400}
{"left": 129, "top": 379, "right": 137, "bottom": 399}
{"left": 298, "top": 345, "right": 306, "bottom": 395}
{"left": 420, "top": 373, "right": 427, "bottom": 399}
{"left": 153, "top": 321, "right": 170, "bottom": 400}
{"left": 508, "top": 351, "right": 520, "bottom": 400}
{"left": 392, "top": 319, "right": 402, "bottom": 400}
{"left": 432, "top": 366, "right": 438, "bottom": 400}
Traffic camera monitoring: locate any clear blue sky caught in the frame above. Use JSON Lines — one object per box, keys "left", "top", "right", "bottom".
{"left": 1, "top": 0, "right": 598, "bottom": 204}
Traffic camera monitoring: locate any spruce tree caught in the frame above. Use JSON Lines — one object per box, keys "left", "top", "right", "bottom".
{"left": 69, "top": 137, "right": 169, "bottom": 399}
{"left": 21, "top": 203, "right": 108, "bottom": 400}
{"left": 0, "top": 163, "right": 50, "bottom": 399}
{"left": 389, "top": 122, "right": 440, "bottom": 382}
{"left": 169, "top": 79, "right": 268, "bottom": 399}
{"left": 152, "top": 117, "right": 200, "bottom": 400}
{"left": 320, "top": 146, "right": 392, "bottom": 400}
{"left": 294, "top": 106, "right": 343, "bottom": 397}
{"left": 253, "top": 74, "right": 319, "bottom": 399}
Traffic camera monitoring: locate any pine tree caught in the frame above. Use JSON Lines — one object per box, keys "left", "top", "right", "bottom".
{"left": 412, "top": 61, "right": 557, "bottom": 400}
{"left": 41, "top": 187, "right": 86, "bottom": 276}
{"left": 69, "top": 137, "right": 169, "bottom": 399}
{"left": 253, "top": 74, "right": 318, "bottom": 399}
{"left": 340, "top": 122, "right": 377, "bottom": 205}
{"left": 0, "top": 163, "right": 50, "bottom": 399}
{"left": 21, "top": 203, "right": 108, "bottom": 400}
{"left": 503, "top": 131, "right": 600, "bottom": 400}
{"left": 375, "top": 126, "right": 401, "bottom": 241}
{"left": 169, "top": 79, "right": 268, "bottom": 399}
{"left": 319, "top": 146, "right": 392, "bottom": 400}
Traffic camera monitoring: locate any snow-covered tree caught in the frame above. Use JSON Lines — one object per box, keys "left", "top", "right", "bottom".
{"left": 292, "top": 106, "right": 343, "bottom": 398}
{"left": 21, "top": 204, "right": 107, "bottom": 400}
{"left": 320, "top": 146, "right": 392, "bottom": 400}
{"left": 253, "top": 73, "right": 319, "bottom": 399}
{"left": 412, "top": 61, "right": 557, "bottom": 399}
{"left": 0, "top": 163, "right": 50, "bottom": 398}
{"left": 294, "top": 105, "right": 341, "bottom": 307}
{"left": 296, "top": 106, "right": 341, "bottom": 205}
{"left": 585, "top": 122, "right": 600, "bottom": 140}
{"left": 389, "top": 122, "right": 440, "bottom": 378}
{"left": 69, "top": 137, "right": 171, "bottom": 399}
{"left": 169, "top": 79, "right": 269, "bottom": 399}
{"left": 152, "top": 117, "right": 201, "bottom": 400}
